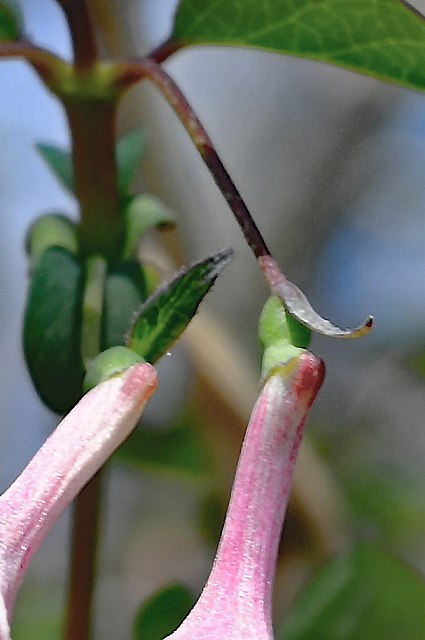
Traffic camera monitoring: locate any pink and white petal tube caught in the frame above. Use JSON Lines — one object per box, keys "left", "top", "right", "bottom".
{"left": 0, "top": 363, "right": 157, "bottom": 640}
{"left": 165, "top": 353, "right": 324, "bottom": 640}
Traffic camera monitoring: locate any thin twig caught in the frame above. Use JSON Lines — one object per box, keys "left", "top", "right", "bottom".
{"left": 0, "top": 41, "right": 65, "bottom": 83}
{"left": 115, "top": 58, "right": 271, "bottom": 260}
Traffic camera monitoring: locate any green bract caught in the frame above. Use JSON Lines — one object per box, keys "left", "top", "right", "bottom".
{"left": 259, "top": 295, "right": 311, "bottom": 380}
{"left": 83, "top": 346, "right": 145, "bottom": 391}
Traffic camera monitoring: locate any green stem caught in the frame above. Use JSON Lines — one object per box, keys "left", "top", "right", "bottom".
{"left": 65, "top": 98, "right": 122, "bottom": 260}
{"left": 63, "top": 470, "right": 104, "bottom": 640}
{"left": 115, "top": 59, "right": 271, "bottom": 260}
{"left": 81, "top": 255, "right": 107, "bottom": 364}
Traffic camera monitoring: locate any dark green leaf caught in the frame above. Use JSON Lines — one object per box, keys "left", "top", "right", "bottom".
{"left": 117, "top": 129, "right": 146, "bottom": 197}
{"left": 172, "top": 0, "right": 425, "bottom": 93}
{"left": 0, "top": 0, "right": 23, "bottom": 41}
{"left": 278, "top": 541, "right": 425, "bottom": 640}
{"left": 127, "top": 248, "right": 233, "bottom": 363}
{"left": 36, "top": 143, "right": 74, "bottom": 194}
{"left": 133, "top": 583, "right": 195, "bottom": 640}
{"left": 116, "top": 415, "right": 213, "bottom": 477}
{"left": 102, "top": 260, "right": 147, "bottom": 349}
{"left": 23, "top": 247, "right": 84, "bottom": 414}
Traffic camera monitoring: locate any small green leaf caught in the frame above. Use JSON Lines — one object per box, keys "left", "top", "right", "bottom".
{"left": 127, "top": 248, "right": 233, "bottom": 363}
{"left": 172, "top": 0, "right": 425, "bottom": 93}
{"left": 277, "top": 541, "right": 425, "bottom": 640}
{"left": 116, "top": 414, "right": 213, "bottom": 477}
{"left": 102, "top": 260, "right": 147, "bottom": 349}
{"left": 0, "top": 0, "right": 24, "bottom": 41}
{"left": 133, "top": 583, "right": 195, "bottom": 640}
{"left": 36, "top": 143, "right": 74, "bottom": 194}
{"left": 124, "top": 194, "right": 175, "bottom": 258}
{"left": 117, "top": 129, "right": 146, "bottom": 197}
{"left": 23, "top": 247, "right": 85, "bottom": 414}
{"left": 25, "top": 213, "right": 79, "bottom": 266}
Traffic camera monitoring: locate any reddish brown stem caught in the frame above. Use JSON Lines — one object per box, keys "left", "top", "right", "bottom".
{"left": 0, "top": 41, "right": 66, "bottom": 84}
{"left": 147, "top": 38, "right": 182, "bottom": 64}
{"left": 65, "top": 98, "right": 122, "bottom": 260}
{"left": 57, "top": 0, "right": 98, "bottom": 71}
{"left": 63, "top": 470, "right": 103, "bottom": 640}
{"left": 116, "top": 58, "right": 271, "bottom": 260}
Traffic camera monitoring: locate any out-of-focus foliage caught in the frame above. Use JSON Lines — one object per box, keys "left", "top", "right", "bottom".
{"left": 278, "top": 541, "right": 425, "bottom": 640}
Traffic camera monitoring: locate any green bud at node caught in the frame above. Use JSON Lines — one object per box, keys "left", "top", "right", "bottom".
{"left": 84, "top": 346, "right": 145, "bottom": 392}
{"left": 259, "top": 296, "right": 311, "bottom": 380}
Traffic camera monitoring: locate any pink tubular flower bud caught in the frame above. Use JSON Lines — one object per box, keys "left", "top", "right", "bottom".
{"left": 165, "top": 352, "right": 324, "bottom": 640}
{"left": 0, "top": 363, "right": 157, "bottom": 640}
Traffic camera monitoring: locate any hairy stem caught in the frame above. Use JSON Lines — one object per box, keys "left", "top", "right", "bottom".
{"left": 63, "top": 470, "right": 103, "bottom": 640}
{"left": 116, "top": 59, "right": 271, "bottom": 260}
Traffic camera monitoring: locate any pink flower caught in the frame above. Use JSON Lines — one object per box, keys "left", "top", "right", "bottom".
{"left": 0, "top": 363, "right": 157, "bottom": 640}
{"left": 165, "top": 352, "right": 324, "bottom": 640}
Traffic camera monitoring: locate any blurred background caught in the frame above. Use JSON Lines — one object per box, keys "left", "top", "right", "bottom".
{"left": 0, "top": 1, "right": 425, "bottom": 637}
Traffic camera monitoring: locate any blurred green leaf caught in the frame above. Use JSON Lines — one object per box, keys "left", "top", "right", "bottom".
{"left": 346, "top": 472, "right": 425, "bottom": 544}
{"left": 36, "top": 130, "right": 145, "bottom": 200}
{"left": 127, "top": 248, "right": 233, "bottom": 363}
{"left": 116, "top": 414, "right": 213, "bottom": 477}
{"left": 172, "top": 0, "right": 425, "bottom": 93}
{"left": 408, "top": 351, "right": 425, "bottom": 378}
{"left": 278, "top": 541, "right": 425, "bottom": 640}
{"left": 12, "top": 583, "right": 62, "bottom": 640}
{"left": 23, "top": 247, "right": 84, "bottom": 414}
{"left": 133, "top": 583, "right": 195, "bottom": 640}
{"left": 117, "top": 129, "right": 146, "bottom": 197}
{"left": 0, "top": 0, "right": 23, "bottom": 41}
{"left": 102, "top": 260, "right": 147, "bottom": 349}
{"left": 198, "top": 491, "right": 226, "bottom": 547}
{"left": 36, "top": 143, "right": 74, "bottom": 194}
{"left": 124, "top": 194, "right": 175, "bottom": 258}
